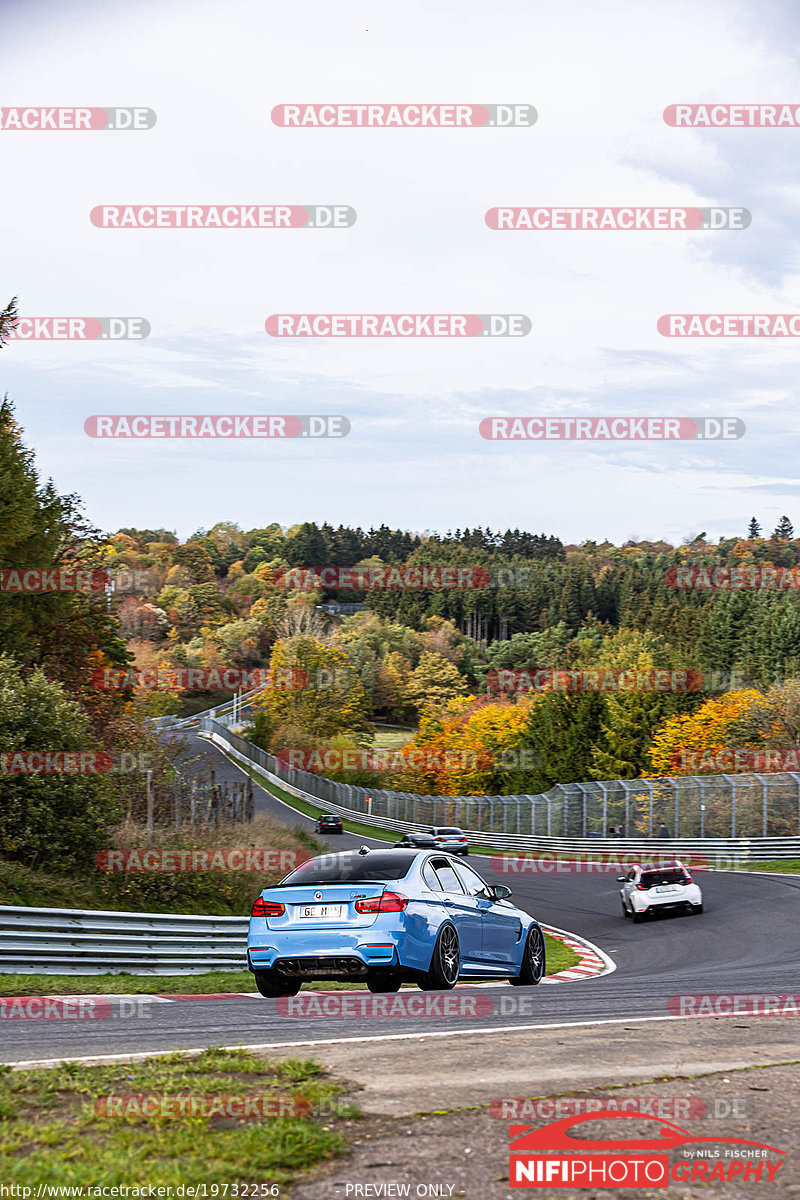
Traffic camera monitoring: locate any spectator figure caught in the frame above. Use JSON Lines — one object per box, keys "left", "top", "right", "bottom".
{"left": 607, "top": 826, "right": 617, "bottom": 838}
{"left": 658, "top": 821, "right": 670, "bottom": 838}
{"left": 616, "top": 823, "right": 625, "bottom": 838}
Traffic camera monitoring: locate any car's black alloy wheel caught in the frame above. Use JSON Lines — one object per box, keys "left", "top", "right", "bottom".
{"left": 419, "top": 923, "right": 460, "bottom": 990}
{"left": 510, "top": 924, "right": 545, "bottom": 986}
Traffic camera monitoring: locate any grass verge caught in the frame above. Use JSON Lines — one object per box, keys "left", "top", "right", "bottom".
{"left": 0, "top": 1047, "right": 354, "bottom": 1186}
{"left": 0, "top": 814, "right": 322, "bottom": 915}
{"left": 0, "top": 932, "right": 578, "bottom": 996}
{"left": 735, "top": 859, "right": 800, "bottom": 873}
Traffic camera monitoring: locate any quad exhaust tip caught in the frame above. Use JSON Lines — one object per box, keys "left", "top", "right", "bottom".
{"left": 275, "top": 956, "right": 365, "bottom": 975}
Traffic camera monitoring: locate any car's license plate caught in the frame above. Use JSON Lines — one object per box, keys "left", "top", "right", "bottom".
{"left": 655, "top": 885, "right": 677, "bottom": 893}
{"left": 299, "top": 904, "right": 344, "bottom": 919}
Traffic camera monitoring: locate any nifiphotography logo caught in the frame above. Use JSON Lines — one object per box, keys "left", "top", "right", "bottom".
{"left": 508, "top": 1111, "right": 785, "bottom": 1188}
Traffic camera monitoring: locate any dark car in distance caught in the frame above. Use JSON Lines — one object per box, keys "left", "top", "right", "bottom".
{"left": 316, "top": 813, "right": 344, "bottom": 834}
{"left": 394, "top": 832, "right": 437, "bottom": 849}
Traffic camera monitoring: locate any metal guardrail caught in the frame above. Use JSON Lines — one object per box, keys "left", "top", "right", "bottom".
{"left": 0, "top": 905, "right": 248, "bottom": 975}
{"left": 150, "top": 688, "right": 261, "bottom": 733}
{"left": 200, "top": 721, "right": 800, "bottom": 860}
{"left": 0, "top": 905, "right": 599, "bottom": 977}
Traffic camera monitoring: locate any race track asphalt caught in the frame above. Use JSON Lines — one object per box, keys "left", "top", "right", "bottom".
{"left": 3, "top": 728, "right": 799, "bottom": 1065}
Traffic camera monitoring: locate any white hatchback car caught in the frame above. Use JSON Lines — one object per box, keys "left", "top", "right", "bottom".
{"left": 618, "top": 860, "right": 703, "bottom": 922}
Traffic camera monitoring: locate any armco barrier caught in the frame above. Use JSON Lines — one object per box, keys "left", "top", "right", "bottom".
{"left": 0, "top": 905, "right": 608, "bottom": 978}
{"left": 0, "top": 905, "right": 248, "bottom": 975}
{"left": 199, "top": 719, "right": 800, "bottom": 860}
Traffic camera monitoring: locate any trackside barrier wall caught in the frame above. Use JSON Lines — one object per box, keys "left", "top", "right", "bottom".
{"left": 0, "top": 906, "right": 600, "bottom": 977}
{"left": 0, "top": 905, "right": 247, "bottom": 975}
{"left": 199, "top": 719, "right": 800, "bottom": 859}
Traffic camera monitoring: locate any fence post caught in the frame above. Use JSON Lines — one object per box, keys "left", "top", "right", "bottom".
{"left": 190, "top": 779, "right": 197, "bottom": 826}
{"left": 727, "top": 775, "right": 736, "bottom": 838}
{"left": 175, "top": 780, "right": 182, "bottom": 835}
{"left": 146, "top": 771, "right": 154, "bottom": 846}
{"left": 673, "top": 778, "right": 680, "bottom": 839}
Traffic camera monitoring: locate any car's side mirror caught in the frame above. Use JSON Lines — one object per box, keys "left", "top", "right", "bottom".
{"left": 492, "top": 884, "right": 513, "bottom": 900}
{"left": 617, "top": 876, "right": 627, "bottom": 882}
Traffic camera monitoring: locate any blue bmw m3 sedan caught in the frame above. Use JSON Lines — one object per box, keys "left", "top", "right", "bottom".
{"left": 247, "top": 846, "right": 546, "bottom": 996}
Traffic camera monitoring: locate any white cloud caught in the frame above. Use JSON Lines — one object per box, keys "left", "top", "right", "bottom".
{"left": 2, "top": 0, "right": 800, "bottom": 539}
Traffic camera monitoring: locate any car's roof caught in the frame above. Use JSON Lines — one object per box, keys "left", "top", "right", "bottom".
{"left": 310, "top": 846, "right": 449, "bottom": 861}
{"left": 640, "top": 860, "right": 684, "bottom": 871}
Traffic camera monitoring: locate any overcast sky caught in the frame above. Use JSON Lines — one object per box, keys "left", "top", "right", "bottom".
{"left": 2, "top": 0, "right": 800, "bottom": 544}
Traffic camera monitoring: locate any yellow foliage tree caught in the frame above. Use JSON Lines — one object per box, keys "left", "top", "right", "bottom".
{"left": 647, "top": 690, "right": 764, "bottom": 776}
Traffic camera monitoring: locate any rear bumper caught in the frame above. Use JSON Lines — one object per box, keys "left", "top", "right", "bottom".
{"left": 248, "top": 931, "right": 401, "bottom": 976}
{"left": 634, "top": 893, "right": 702, "bottom": 913}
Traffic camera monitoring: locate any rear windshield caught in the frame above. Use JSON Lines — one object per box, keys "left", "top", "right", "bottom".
{"left": 641, "top": 869, "right": 687, "bottom": 887}
{"left": 434, "top": 828, "right": 463, "bottom": 835}
{"left": 278, "top": 853, "right": 415, "bottom": 886}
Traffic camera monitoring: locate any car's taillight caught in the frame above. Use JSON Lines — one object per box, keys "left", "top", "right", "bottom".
{"left": 635, "top": 883, "right": 648, "bottom": 891}
{"left": 251, "top": 897, "right": 285, "bottom": 917}
{"left": 681, "top": 875, "right": 692, "bottom": 885}
{"left": 354, "top": 892, "right": 409, "bottom": 914}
